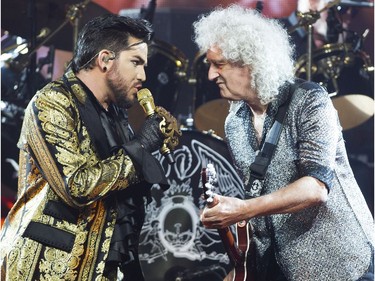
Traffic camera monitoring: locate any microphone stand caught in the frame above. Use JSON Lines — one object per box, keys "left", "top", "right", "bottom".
{"left": 307, "top": 24, "right": 313, "bottom": 81}
{"left": 70, "top": 0, "right": 92, "bottom": 49}
{"left": 10, "top": 0, "right": 91, "bottom": 75}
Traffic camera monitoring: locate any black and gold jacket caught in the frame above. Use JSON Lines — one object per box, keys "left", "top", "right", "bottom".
{"left": 0, "top": 69, "right": 166, "bottom": 280}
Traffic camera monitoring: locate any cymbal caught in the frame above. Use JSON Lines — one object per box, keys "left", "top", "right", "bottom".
{"left": 2, "top": 0, "right": 111, "bottom": 51}
{"left": 331, "top": 94, "right": 374, "bottom": 130}
{"left": 193, "top": 95, "right": 374, "bottom": 138}
{"left": 194, "top": 99, "right": 229, "bottom": 139}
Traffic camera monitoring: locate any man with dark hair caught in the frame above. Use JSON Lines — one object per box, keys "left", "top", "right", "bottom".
{"left": 0, "top": 14, "right": 180, "bottom": 281}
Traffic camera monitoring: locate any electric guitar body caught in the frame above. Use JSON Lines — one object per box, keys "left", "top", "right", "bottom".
{"left": 201, "top": 164, "right": 255, "bottom": 281}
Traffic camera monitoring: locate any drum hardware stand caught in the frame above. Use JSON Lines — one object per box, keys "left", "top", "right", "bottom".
{"left": 290, "top": 0, "right": 340, "bottom": 81}
{"left": 50, "top": 0, "right": 92, "bottom": 51}
{"left": 8, "top": 0, "right": 91, "bottom": 76}
{"left": 5, "top": 0, "right": 92, "bottom": 108}
{"left": 289, "top": 10, "right": 320, "bottom": 81}
{"left": 306, "top": 24, "right": 313, "bottom": 81}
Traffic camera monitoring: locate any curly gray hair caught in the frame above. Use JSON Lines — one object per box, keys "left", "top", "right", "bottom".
{"left": 193, "top": 5, "right": 296, "bottom": 104}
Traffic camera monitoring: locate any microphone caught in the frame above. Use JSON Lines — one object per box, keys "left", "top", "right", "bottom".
{"left": 137, "top": 88, "right": 177, "bottom": 164}
{"left": 137, "top": 88, "right": 156, "bottom": 117}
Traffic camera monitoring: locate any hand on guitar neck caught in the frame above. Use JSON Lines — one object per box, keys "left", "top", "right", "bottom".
{"left": 201, "top": 164, "right": 255, "bottom": 281}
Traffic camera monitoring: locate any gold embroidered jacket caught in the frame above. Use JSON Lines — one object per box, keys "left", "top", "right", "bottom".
{"left": 0, "top": 70, "right": 163, "bottom": 280}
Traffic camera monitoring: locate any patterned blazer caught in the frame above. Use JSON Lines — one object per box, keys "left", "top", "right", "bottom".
{"left": 0, "top": 69, "right": 166, "bottom": 280}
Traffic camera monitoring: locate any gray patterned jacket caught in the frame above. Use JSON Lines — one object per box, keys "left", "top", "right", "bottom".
{"left": 225, "top": 81, "right": 374, "bottom": 281}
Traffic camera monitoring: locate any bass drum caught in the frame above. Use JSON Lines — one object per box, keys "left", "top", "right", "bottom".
{"left": 128, "top": 40, "right": 188, "bottom": 133}
{"left": 138, "top": 129, "right": 244, "bottom": 281}
{"left": 295, "top": 43, "right": 374, "bottom": 130}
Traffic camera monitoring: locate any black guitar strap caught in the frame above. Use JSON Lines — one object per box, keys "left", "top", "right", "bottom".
{"left": 245, "top": 79, "right": 317, "bottom": 199}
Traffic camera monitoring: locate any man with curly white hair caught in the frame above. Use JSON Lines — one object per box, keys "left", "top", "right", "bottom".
{"left": 194, "top": 5, "right": 374, "bottom": 281}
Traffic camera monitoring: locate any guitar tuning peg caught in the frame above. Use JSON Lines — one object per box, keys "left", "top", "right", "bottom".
{"left": 205, "top": 190, "right": 214, "bottom": 203}
{"left": 205, "top": 189, "right": 213, "bottom": 196}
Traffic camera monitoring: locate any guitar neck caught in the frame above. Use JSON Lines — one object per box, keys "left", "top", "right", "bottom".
{"left": 201, "top": 167, "right": 245, "bottom": 267}
{"left": 218, "top": 227, "right": 245, "bottom": 266}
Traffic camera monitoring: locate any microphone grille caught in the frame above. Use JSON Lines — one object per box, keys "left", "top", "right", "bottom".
{"left": 137, "top": 88, "right": 155, "bottom": 116}
{"left": 137, "top": 88, "right": 152, "bottom": 101}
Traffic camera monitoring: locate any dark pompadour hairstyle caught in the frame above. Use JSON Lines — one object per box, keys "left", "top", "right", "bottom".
{"left": 71, "top": 14, "right": 153, "bottom": 72}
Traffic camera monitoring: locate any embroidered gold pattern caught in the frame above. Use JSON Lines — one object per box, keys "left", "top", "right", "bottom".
{"left": 1, "top": 71, "right": 142, "bottom": 280}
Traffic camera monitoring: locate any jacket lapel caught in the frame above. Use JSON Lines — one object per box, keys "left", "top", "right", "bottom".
{"left": 63, "top": 70, "right": 111, "bottom": 159}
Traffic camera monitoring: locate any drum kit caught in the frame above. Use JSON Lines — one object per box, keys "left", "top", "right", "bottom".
{"left": 1, "top": 0, "right": 374, "bottom": 280}
{"left": 191, "top": 0, "right": 375, "bottom": 138}
{"left": 2, "top": 0, "right": 373, "bottom": 135}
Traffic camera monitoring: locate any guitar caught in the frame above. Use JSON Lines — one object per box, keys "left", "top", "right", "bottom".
{"left": 201, "top": 164, "right": 255, "bottom": 281}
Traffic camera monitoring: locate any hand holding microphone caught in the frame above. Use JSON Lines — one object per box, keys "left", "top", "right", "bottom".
{"left": 137, "top": 88, "right": 181, "bottom": 164}
{"left": 135, "top": 113, "right": 164, "bottom": 153}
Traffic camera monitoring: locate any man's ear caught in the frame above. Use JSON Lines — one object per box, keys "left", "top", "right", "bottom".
{"left": 99, "top": 50, "right": 116, "bottom": 63}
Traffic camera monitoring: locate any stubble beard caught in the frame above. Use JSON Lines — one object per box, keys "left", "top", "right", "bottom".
{"left": 107, "top": 67, "right": 133, "bottom": 109}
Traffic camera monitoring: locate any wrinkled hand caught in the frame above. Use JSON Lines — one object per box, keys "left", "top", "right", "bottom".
{"left": 136, "top": 114, "right": 164, "bottom": 152}
{"left": 200, "top": 195, "right": 247, "bottom": 229}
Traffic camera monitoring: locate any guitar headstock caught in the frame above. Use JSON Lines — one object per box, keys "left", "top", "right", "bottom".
{"left": 201, "top": 163, "right": 217, "bottom": 205}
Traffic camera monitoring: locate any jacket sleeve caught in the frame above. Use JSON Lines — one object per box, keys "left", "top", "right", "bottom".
{"left": 294, "top": 85, "right": 340, "bottom": 191}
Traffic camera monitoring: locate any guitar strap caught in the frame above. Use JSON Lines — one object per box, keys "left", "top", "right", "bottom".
{"left": 245, "top": 79, "right": 317, "bottom": 199}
